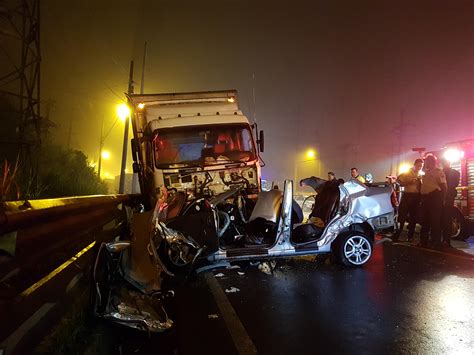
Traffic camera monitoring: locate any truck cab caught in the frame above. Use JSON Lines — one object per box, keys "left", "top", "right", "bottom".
{"left": 127, "top": 90, "right": 263, "bottom": 207}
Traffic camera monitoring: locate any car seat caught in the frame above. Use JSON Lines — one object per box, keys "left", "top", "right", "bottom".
{"left": 292, "top": 183, "right": 340, "bottom": 243}
{"left": 244, "top": 190, "right": 283, "bottom": 245}
{"left": 214, "top": 133, "right": 234, "bottom": 155}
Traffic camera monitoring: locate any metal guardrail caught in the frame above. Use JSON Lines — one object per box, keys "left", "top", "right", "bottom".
{"left": 0, "top": 194, "right": 137, "bottom": 235}
{"left": 0, "top": 194, "right": 140, "bottom": 354}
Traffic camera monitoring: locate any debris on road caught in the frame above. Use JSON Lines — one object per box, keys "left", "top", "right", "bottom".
{"left": 208, "top": 314, "right": 219, "bottom": 319}
{"left": 214, "top": 273, "right": 225, "bottom": 278}
{"left": 258, "top": 260, "right": 277, "bottom": 275}
{"left": 237, "top": 271, "right": 245, "bottom": 276}
{"left": 225, "top": 287, "right": 240, "bottom": 293}
{"left": 259, "top": 263, "right": 272, "bottom": 275}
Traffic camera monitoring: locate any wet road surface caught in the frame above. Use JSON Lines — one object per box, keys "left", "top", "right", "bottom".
{"left": 97, "top": 240, "right": 474, "bottom": 354}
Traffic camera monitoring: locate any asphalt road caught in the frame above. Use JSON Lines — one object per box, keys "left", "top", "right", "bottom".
{"left": 92, "top": 240, "right": 474, "bottom": 355}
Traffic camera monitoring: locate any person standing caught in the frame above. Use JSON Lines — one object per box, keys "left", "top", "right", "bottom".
{"left": 350, "top": 168, "right": 366, "bottom": 183}
{"left": 393, "top": 159, "right": 423, "bottom": 242}
{"left": 419, "top": 154, "right": 447, "bottom": 249}
{"left": 441, "top": 158, "right": 461, "bottom": 246}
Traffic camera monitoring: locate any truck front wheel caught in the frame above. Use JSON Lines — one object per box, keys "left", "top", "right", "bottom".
{"left": 448, "top": 207, "right": 467, "bottom": 241}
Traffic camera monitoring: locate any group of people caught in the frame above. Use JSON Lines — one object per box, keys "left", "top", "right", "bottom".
{"left": 323, "top": 160, "right": 459, "bottom": 250}
{"left": 324, "top": 167, "right": 366, "bottom": 185}
{"left": 391, "top": 155, "right": 459, "bottom": 249}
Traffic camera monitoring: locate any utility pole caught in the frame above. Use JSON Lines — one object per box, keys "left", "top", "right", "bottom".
{"left": 140, "top": 42, "right": 147, "bottom": 94}
{"left": 0, "top": 0, "right": 42, "bottom": 178}
{"left": 97, "top": 116, "right": 104, "bottom": 178}
{"left": 119, "top": 61, "right": 134, "bottom": 194}
{"left": 131, "top": 42, "right": 147, "bottom": 194}
{"left": 396, "top": 109, "right": 405, "bottom": 171}
{"left": 390, "top": 109, "right": 414, "bottom": 175}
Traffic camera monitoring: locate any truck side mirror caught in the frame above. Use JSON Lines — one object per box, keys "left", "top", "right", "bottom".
{"left": 257, "top": 130, "right": 264, "bottom": 153}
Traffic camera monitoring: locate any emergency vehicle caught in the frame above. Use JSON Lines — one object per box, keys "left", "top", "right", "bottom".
{"left": 424, "top": 139, "right": 474, "bottom": 239}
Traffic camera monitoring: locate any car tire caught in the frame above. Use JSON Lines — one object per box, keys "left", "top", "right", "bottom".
{"left": 335, "top": 232, "right": 373, "bottom": 267}
{"left": 158, "top": 241, "right": 195, "bottom": 274}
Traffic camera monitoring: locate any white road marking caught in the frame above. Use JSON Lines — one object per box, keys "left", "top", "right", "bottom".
{"left": 204, "top": 273, "right": 257, "bottom": 355}
{"left": 66, "top": 273, "right": 83, "bottom": 293}
{"left": 0, "top": 267, "right": 20, "bottom": 283}
{"left": 397, "top": 243, "right": 474, "bottom": 261}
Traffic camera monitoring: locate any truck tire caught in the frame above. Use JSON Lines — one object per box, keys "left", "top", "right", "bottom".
{"left": 449, "top": 207, "right": 467, "bottom": 241}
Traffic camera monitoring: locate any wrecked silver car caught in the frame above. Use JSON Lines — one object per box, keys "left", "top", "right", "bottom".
{"left": 93, "top": 177, "right": 394, "bottom": 332}
{"left": 155, "top": 177, "right": 394, "bottom": 268}
{"left": 92, "top": 210, "right": 174, "bottom": 333}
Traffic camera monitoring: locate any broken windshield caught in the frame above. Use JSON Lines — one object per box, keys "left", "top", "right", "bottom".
{"left": 153, "top": 124, "right": 256, "bottom": 168}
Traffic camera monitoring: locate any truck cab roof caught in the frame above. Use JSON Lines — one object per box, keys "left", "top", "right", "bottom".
{"left": 148, "top": 114, "right": 250, "bottom": 131}
{"left": 129, "top": 90, "right": 241, "bottom": 124}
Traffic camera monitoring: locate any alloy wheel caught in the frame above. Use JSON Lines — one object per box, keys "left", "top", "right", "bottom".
{"left": 343, "top": 235, "right": 372, "bottom": 265}
{"left": 167, "top": 244, "right": 192, "bottom": 267}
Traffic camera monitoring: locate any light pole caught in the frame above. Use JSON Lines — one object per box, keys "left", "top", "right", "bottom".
{"left": 98, "top": 116, "right": 104, "bottom": 178}
{"left": 119, "top": 61, "right": 134, "bottom": 194}
{"left": 117, "top": 102, "right": 131, "bottom": 193}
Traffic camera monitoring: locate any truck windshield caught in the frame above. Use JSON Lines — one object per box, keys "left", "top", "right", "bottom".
{"left": 153, "top": 124, "right": 257, "bottom": 168}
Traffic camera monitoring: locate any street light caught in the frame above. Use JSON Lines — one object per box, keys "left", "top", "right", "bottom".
{"left": 294, "top": 148, "right": 318, "bottom": 189}
{"left": 101, "top": 150, "right": 111, "bottom": 160}
{"left": 117, "top": 103, "right": 131, "bottom": 122}
{"left": 97, "top": 106, "right": 127, "bottom": 179}
{"left": 97, "top": 113, "right": 119, "bottom": 178}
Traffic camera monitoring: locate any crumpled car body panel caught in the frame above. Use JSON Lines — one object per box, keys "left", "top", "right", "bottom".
{"left": 100, "top": 288, "right": 173, "bottom": 333}
{"left": 209, "top": 179, "right": 395, "bottom": 261}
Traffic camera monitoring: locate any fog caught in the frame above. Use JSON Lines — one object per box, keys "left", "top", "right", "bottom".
{"left": 37, "top": 0, "right": 474, "bottom": 183}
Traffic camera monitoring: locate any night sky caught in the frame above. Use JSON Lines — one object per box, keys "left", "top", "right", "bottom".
{"left": 40, "top": 0, "right": 473, "bottom": 183}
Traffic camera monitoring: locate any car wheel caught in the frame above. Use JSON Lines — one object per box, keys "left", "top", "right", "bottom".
{"left": 336, "top": 232, "right": 373, "bottom": 267}
{"left": 158, "top": 242, "right": 195, "bottom": 273}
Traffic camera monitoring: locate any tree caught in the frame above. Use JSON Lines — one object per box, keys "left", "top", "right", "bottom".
{"left": 29, "top": 144, "right": 108, "bottom": 198}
